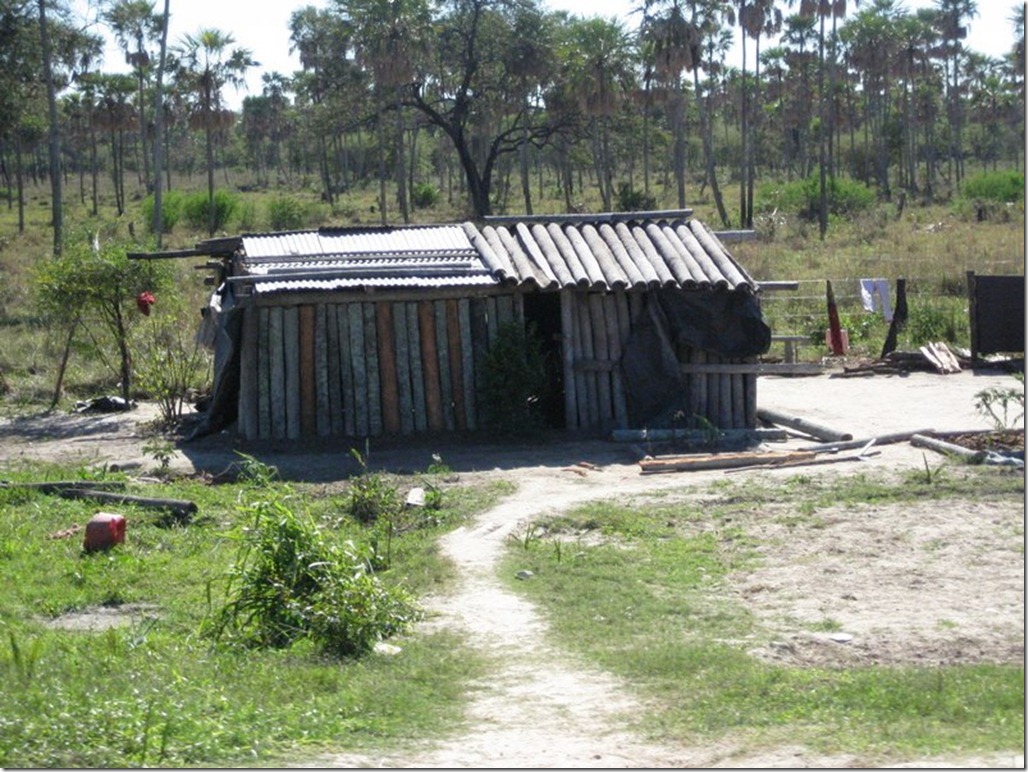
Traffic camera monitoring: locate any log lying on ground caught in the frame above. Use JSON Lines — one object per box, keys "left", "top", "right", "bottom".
{"left": 611, "top": 427, "right": 788, "bottom": 443}
{"left": 639, "top": 449, "right": 818, "bottom": 474}
{"left": 798, "top": 429, "right": 935, "bottom": 453}
{"left": 910, "top": 433, "right": 986, "bottom": 463}
{"left": 55, "top": 489, "right": 198, "bottom": 520}
{"left": 0, "top": 480, "right": 127, "bottom": 493}
{"left": 756, "top": 408, "right": 854, "bottom": 442}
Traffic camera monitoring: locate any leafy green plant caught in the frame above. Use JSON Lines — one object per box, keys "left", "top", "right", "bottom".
{"left": 141, "top": 190, "right": 184, "bottom": 234}
{"left": 181, "top": 190, "right": 237, "bottom": 233}
{"left": 266, "top": 195, "right": 308, "bottom": 230}
{"left": 135, "top": 312, "right": 211, "bottom": 423}
{"left": 480, "top": 321, "right": 548, "bottom": 436}
{"left": 205, "top": 494, "right": 419, "bottom": 657}
{"left": 142, "top": 437, "right": 175, "bottom": 473}
{"left": 232, "top": 451, "right": 279, "bottom": 486}
{"left": 961, "top": 170, "right": 1025, "bottom": 204}
{"left": 974, "top": 374, "right": 1025, "bottom": 430}
{"left": 412, "top": 182, "right": 440, "bottom": 209}
{"left": 346, "top": 449, "right": 400, "bottom": 524}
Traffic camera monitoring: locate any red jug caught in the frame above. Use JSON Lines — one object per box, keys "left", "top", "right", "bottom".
{"left": 83, "top": 512, "right": 126, "bottom": 553}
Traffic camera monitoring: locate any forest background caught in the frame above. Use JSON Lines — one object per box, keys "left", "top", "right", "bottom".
{"left": 0, "top": 0, "right": 1024, "bottom": 409}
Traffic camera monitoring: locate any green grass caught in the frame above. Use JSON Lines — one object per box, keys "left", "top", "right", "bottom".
{"left": 0, "top": 464, "right": 510, "bottom": 767}
{"left": 501, "top": 468, "right": 1024, "bottom": 760}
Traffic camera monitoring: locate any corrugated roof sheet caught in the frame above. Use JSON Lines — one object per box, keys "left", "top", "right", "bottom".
{"left": 229, "top": 217, "right": 756, "bottom": 294}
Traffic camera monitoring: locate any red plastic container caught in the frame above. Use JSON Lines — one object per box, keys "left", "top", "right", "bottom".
{"left": 83, "top": 512, "right": 126, "bottom": 552}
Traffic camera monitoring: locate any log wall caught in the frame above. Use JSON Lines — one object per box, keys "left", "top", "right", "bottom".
{"left": 238, "top": 289, "right": 756, "bottom": 440}
{"left": 238, "top": 294, "right": 523, "bottom": 440}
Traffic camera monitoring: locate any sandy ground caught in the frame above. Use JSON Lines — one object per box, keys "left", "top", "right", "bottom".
{"left": 1, "top": 367, "right": 1024, "bottom": 768}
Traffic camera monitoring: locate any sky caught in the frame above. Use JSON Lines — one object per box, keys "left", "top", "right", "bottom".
{"left": 73, "top": 0, "right": 1022, "bottom": 109}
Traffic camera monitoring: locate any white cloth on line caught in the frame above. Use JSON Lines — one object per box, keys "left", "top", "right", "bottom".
{"left": 859, "top": 278, "right": 893, "bottom": 322}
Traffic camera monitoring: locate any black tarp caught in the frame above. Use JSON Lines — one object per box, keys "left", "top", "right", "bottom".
{"left": 620, "top": 288, "right": 771, "bottom": 427}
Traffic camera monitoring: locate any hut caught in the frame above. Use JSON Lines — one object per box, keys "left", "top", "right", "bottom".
{"left": 185, "top": 210, "right": 771, "bottom": 440}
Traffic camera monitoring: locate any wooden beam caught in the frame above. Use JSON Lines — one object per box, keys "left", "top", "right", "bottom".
{"left": 680, "top": 362, "right": 823, "bottom": 376}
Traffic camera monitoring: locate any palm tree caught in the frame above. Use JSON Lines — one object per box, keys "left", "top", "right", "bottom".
{"left": 560, "top": 16, "right": 638, "bottom": 210}
{"left": 640, "top": 0, "right": 699, "bottom": 209}
{"left": 103, "top": 0, "right": 160, "bottom": 192}
{"left": 342, "top": 0, "right": 432, "bottom": 224}
{"left": 931, "top": 0, "right": 978, "bottom": 189}
{"left": 177, "top": 28, "right": 256, "bottom": 235}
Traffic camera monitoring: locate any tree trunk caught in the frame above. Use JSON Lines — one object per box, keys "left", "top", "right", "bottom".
{"left": 151, "top": 0, "right": 170, "bottom": 245}
{"left": 38, "top": 0, "right": 62, "bottom": 255}
{"left": 693, "top": 66, "right": 729, "bottom": 227}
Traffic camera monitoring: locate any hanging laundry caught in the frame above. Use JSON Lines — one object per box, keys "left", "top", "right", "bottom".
{"left": 859, "top": 278, "right": 893, "bottom": 322}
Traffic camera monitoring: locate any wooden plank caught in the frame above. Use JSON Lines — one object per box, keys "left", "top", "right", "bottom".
{"left": 705, "top": 349, "right": 719, "bottom": 429}
{"left": 435, "top": 300, "right": 456, "bottom": 431}
{"left": 469, "top": 297, "right": 489, "bottom": 428}
{"left": 296, "top": 306, "right": 314, "bottom": 439}
{"left": 376, "top": 302, "right": 401, "bottom": 434}
{"left": 640, "top": 449, "right": 818, "bottom": 474}
{"left": 484, "top": 295, "right": 499, "bottom": 347}
{"left": 686, "top": 347, "right": 702, "bottom": 429}
{"left": 679, "top": 362, "right": 825, "bottom": 375}
{"left": 446, "top": 299, "right": 466, "bottom": 431}
{"left": 560, "top": 293, "right": 578, "bottom": 430}
{"left": 496, "top": 294, "right": 514, "bottom": 327}
{"left": 363, "top": 303, "right": 383, "bottom": 436}
{"left": 257, "top": 307, "right": 271, "bottom": 440}
{"left": 405, "top": 302, "right": 427, "bottom": 432}
{"left": 571, "top": 293, "right": 590, "bottom": 429}
{"left": 315, "top": 304, "right": 331, "bottom": 437}
{"left": 744, "top": 372, "right": 757, "bottom": 429}
{"left": 608, "top": 292, "right": 629, "bottom": 429}
{"left": 238, "top": 306, "right": 258, "bottom": 440}
{"left": 348, "top": 303, "right": 368, "bottom": 436}
{"left": 418, "top": 300, "right": 445, "bottom": 431}
{"left": 337, "top": 303, "right": 356, "bottom": 437}
{"left": 325, "top": 305, "right": 344, "bottom": 436}
{"left": 393, "top": 302, "right": 414, "bottom": 434}
{"left": 756, "top": 408, "right": 853, "bottom": 442}
{"left": 287, "top": 308, "right": 306, "bottom": 439}
{"left": 577, "top": 294, "right": 599, "bottom": 429}
{"left": 459, "top": 298, "right": 477, "bottom": 430}
{"left": 588, "top": 293, "right": 612, "bottom": 432}
{"left": 269, "top": 306, "right": 287, "bottom": 440}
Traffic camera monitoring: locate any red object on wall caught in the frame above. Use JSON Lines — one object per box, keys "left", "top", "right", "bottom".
{"left": 83, "top": 512, "right": 126, "bottom": 552}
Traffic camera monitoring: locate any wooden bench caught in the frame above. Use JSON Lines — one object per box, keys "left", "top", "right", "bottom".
{"left": 772, "top": 334, "right": 808, "bottom": 364}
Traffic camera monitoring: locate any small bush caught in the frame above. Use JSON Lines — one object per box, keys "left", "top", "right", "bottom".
{"left": 141, "top": 190, "right": 184, "bottom": 233}
{"left": 346, "top": 450, "right": 400, "bottom": 524}
{"left": 616, "top": 183, "right": 657, "bottom": 212}
{"left": 411, "top": 182, "right": 440, "bottom": 209}
{"left": 480, "top": 322, "right": 548, "bottom": 436}
{"left": 266, "top": 195, "right": 308, "bottom": 230}
{"left": 205, "top": 494, "right": 419, "bottom": 657}
{"left": 757, "top": 174, "right": 876, "bottom": 221}
{"left": 135, "top": 313, "right": 212, "bottom": 423}
{"left": 961, "top": 170, "right": 1025, "bottom": 204}
{"left": 181, "top": 190, "right": 237, "bottom": 233}
{"left": 905, "top": 299, "right": 964, "bottom": 345}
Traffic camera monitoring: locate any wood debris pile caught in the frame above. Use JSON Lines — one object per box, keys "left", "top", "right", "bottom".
{"left": 835, "top": 341, "right": 968, "bottom": 377}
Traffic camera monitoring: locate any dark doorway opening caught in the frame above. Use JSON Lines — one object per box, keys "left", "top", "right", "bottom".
{"left": 522, "top": 292, "right": 565, "bottom": 428}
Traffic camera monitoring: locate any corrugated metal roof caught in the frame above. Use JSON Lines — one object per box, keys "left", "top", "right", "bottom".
{"left": 229, "top": 217, "right": 757, "bottom": 294}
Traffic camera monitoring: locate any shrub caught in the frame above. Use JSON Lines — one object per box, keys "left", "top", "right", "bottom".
{"left": 205, "top": 494, "right": 419, "bottom": 657}
{"left": 905, "top": 299, "right": 964, "bottom": 345}
{"left": 616, "top": 183, "right": 657, "bottom": 212}
{"left": 346, "top": 450, "right": 401, "bottom": 524}
{"left": 141, "top": 190, "right": 184, "bottom": 234}
{"left": 181, "top": 190, "right": 237, "bottom": 233}
{"left": 411, "top": 182, "right": 440, "bottom": 209}
{"left": 757, "top": 174, "right": 876, "bottom": 221}
{"left": 480, "top": 321, "right": 548, "bottom": 436}
{"left": 135, "top": 311, "right": 212, "bottom": 423}
{"left": 961, "top": 170, "right": 1025, "bottom": 204}
{"left": 266, "top": 195, "right": 308, "bottom": 231}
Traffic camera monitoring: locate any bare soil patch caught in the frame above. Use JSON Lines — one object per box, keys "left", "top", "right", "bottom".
{"left": 1, "top": 368, "right": 1024, "bottom": 768}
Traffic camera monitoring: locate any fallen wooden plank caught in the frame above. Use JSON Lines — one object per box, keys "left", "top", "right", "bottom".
{"left": 910, "top": 433, "right": 987, "bottom": 463}
{"left": 725, "top": 450, "right": 880, "bottom": 474}
{"left": 1, "top": 480, "right": 127, "bottom": 492}
{"left": 756, "top": 408, "right": 853, "bottom": 442}
{"left": 798, "top": 429, "right": 936, "bottom": 453}
{"left": 639, "top": 449, "right": 818, "bottom": 474}
{"left": 680, "top": 362, "right": 824, "bottom": 376}
{"left": 56, "top": 489, "right": 198, "bottom": 519}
